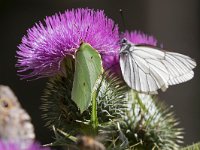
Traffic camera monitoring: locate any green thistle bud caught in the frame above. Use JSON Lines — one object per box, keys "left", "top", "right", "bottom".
{"left": 41, "top": 69, "right": 128, "bottom": 142}
{"left": 100, "top": 91, "right": 183, "bottom": 150}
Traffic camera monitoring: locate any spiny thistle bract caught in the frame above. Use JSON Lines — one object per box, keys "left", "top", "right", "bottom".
{"left": 41, "top": 58, "right": 91, "bottom": 135}
{"left": 94, "top": 71, "right": 128, "bottom": 123}
{"left": 41, "top": 74, "right": 91, "bottom": 134}
{"left": 100, "top": 91, "right": 183, "bottom": 150}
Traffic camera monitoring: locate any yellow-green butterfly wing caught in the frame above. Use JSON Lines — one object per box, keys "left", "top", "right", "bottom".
{"left": 71, "top": 43, "right": 103, "bottom": 113}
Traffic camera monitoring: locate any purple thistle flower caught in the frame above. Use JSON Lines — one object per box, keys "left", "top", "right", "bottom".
{"left": 0, "top": 140, "right": 51, "bottom": 150}
{"left": 16, "top": 8, "right": 119, "bottom": 79}
{"left": 122, "top": 30, "right": 157, "bottom": 46}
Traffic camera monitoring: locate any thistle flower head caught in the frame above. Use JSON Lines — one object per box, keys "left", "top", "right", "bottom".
{"left": 17, "top": 8, "right": 119, "bottom": 79}
{"left": 122, "top": 30, "right": 157, "bottom": 46}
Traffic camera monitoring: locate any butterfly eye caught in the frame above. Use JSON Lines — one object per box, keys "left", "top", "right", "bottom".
{"left": 121, "top": 38, "right": 127, "bottom": 44}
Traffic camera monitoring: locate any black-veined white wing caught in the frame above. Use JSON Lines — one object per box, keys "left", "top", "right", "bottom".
{"left": 120, "top": 43, "right": 196, "bottom": 94}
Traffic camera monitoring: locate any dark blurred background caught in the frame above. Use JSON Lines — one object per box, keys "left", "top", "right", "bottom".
{"left": 0, "top": 0, "right": 199, "bottom": 146}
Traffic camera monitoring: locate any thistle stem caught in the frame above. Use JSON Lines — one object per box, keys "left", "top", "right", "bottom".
{"left": 90, "top": 75, "right": 104, "bottom": 135}
{"left": 90, "top": 90, "right": 98, "bottom": 134}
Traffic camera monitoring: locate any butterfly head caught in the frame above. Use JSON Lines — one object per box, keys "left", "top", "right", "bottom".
{"left": 120, "top": 38, "right": 128, "bottom": 46}
{"left": 120, "top": 38, "right": 133, "bottom": 54}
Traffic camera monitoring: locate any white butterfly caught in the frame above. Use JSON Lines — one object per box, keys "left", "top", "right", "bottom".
{"left": 120, "top": 38, "right": 197, "bottom": 94}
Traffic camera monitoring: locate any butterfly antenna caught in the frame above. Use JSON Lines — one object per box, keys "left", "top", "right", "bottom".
{"left": 119, "top": 9, "right": 127, "bottom": 32}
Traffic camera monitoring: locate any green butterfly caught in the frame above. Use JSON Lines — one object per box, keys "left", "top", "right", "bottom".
{"left": 71, "top": 43, "right": 103, "bottom": 113}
